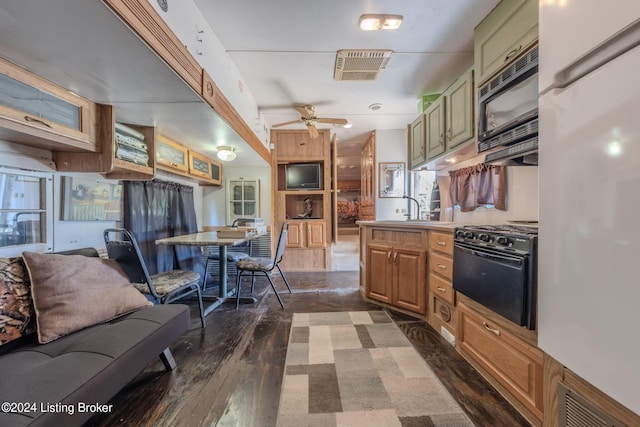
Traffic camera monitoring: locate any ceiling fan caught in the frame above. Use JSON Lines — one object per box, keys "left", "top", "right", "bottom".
{"left": 272, "top": 104, "right": 348, "bottom": 138}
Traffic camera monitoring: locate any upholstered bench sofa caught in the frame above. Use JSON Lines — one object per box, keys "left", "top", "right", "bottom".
{"left": 0, "top": 248, "right": 190, "bottom": 426}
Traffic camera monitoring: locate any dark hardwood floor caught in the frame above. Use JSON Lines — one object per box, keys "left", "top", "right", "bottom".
{"left": 86, "top": 272, "right": 530, "bottom": 427}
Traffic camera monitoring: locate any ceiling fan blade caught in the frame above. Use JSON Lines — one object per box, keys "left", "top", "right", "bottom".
{"left": 307, "top": 123, "right": 319, "bottom": 138}
{"left": 316, "top": 118, "right": 348, "bottom": 125}
{"left": 272, "top": 120, "right": 303, "bottom": 128}
{"left": 295, "top": 104, "right": 315, "bottom": 118}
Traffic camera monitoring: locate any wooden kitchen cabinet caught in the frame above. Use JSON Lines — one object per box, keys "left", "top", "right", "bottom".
{"left": 364, "top": 227, "right": 428, "bottom": 315}
{"left": 366, "top": 243, "right": 426, "bottom": 314}
{"left": 457, "top": 299, "right": 544, "bottom": 424}
{"left": 425, "top": 96, "right": 446, "bottom": 160}
{"left": 0, "top": 57, "right": 96, "bottom": 152}
{"left": 285, "top": 220, "right": 325, "bottom": 249}
{"left": 156, "top": 134, "right": 189, "bottom": 173}
{"left": 445, "top": 67, "right": 474, "bottom": 150}
{"left": 408, "top": 113, "right": 426, "bottom": 169}
{"left": 474, "top": 0, "right": 538, "bottom": 85}
{"left": 428, "top": 230, "right": 456, "bottom": 335}
{"left": 188, "top": 150, "right": 222, "bottom": 185}
{"left": 424, "top": 67, "right": 474, "bottom": 161}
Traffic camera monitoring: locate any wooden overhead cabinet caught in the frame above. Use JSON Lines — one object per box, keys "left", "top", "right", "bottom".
{"left": 425, "top": 67, "right": 475, "bottom": 161}
{"left": 408, "top": 113, "right": 426, "bottom": 169}
{"left": 54, "top": 105, "right": 156, "bottom": 181}
{"left": 189, "top": 150, "right": 223, "bottom": 185}
{"left": 0, "top": 57, "right": 96, "bottom": 152}
{"left": 474, "top": 0, "right": 538, "bottom": 85}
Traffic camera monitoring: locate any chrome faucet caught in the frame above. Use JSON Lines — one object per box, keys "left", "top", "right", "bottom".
{"left": 402, "top": 195, "right": 420, "bottom": 220}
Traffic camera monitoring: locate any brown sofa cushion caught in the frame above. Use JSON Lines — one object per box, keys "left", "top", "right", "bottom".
{"left": 0, "top": 257, "right": 36, "bottom": 347}
{"left": 21, "top": 252, "right": 152, "bottom": 344}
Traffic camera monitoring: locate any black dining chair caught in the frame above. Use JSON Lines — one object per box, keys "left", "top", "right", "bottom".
{"left": 103, "top": 228, "right": 206, "bottom": 328}
{"left": 234, "top": 222, "right": 292, "bottom": 309}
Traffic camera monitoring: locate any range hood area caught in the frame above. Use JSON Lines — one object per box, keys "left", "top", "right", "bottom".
{"left": 483, "top": 137, "right": 539, "bottom": 166}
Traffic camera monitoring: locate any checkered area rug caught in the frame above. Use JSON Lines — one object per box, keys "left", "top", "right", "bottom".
{"left": 276, "top": 311, "right": 473, "bottom": 427}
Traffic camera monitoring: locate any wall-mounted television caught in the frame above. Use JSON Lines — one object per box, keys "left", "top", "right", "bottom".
{"left": 285, "top": 163, "right": 322, "bottom": 190}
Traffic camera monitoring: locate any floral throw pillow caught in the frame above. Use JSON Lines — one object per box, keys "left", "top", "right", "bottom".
{"left": 0, "top": 257, "right": 35, "bottom": 346}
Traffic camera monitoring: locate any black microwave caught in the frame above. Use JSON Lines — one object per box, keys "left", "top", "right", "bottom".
{"left": 478, "top": 46, "right": 538, "bottom": 155}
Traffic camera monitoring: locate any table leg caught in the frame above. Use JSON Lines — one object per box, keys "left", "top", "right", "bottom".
{"left": 201, "top": 244, "right": 257, "bottom": 316}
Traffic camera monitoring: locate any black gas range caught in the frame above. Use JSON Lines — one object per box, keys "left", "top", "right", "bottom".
{"left": 454, "top": 224, "right": 538, "bottom": 254}
{"left": 453, "top": 224, "right": 538, "bottom": 329}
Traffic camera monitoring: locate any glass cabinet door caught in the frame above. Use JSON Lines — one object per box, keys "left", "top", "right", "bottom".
{"left": 226, "top": 179, "right": 259, "bottom": 224}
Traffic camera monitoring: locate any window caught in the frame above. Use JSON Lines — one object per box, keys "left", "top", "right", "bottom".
{"left": 0, "top": 170, "right": 52, "bottom": 255}
{"left": 409, "top": 170, "right": 436, "bottom": 220}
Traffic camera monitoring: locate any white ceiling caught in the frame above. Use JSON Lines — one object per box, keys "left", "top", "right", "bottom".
{"left": 193, "top": 0, "right": 500, "bottom": 179}
{"left": 0, "top": 0, "right": 499, "bottom": 180}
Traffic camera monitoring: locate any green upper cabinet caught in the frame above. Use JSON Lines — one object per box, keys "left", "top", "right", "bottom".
{"left": 408, "top": 113, "right": 426, "bottom": 169}
{"left": 425, "top": 97, "right": 446, "bottom": 160}
{"left": 445, "top": 67, "right": 474, "bottom": 150}
{"left": 474, "top": 0, "right": 538, "bottom": 86}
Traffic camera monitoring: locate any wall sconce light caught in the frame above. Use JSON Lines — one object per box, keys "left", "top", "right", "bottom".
{"left": 217, "top": 146, "right": 236, "bottom": 161}
{"left": 359, "top": 14, "right": 403, "bottom": 31}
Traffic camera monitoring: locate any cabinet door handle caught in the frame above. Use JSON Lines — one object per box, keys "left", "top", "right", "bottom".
{"left": 393, "top": 252, "right": 398, "bottom": 264}
{"left": 447, "top": 128, "right": 452, "bottom": 141}
{"left": 504, "top": 45, "right": 522, "bottom": 62}
{"left": 436, "top": 241, "right": 446, "bottom": 246}
{"left": 437, "top": 263, "right": 447, "bottom": 270}
{"left": 436, "top": 286, "right": 447, "bottom": 293}
{"left": 24, "top": 115, "right": 52, "bottom": 128}
{"left": 387, "top": 251, "right": 392, "bottom": 263}
{"left": 439, "top": 133, "right": 444, "bottom": 144}
{"left": 483, "top": 322, "right": 501, "bottom": 336}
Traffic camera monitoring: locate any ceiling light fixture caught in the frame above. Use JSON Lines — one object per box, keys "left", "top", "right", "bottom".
{"left": 217, "top": 146, "right": 236, "bottom": 161}
{"left": 343, "top": 122, "right": 353, "bottom": 129}
{"left": 369, "top": 103, "right": 383, "bottom": 111}
{"left": 359, "top": 14, "right": 403, "bottom": 31}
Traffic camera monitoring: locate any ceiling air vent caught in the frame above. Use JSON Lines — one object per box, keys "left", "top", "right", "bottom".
{"left": 334, "top": 49, "right": 393, "bottom": 81}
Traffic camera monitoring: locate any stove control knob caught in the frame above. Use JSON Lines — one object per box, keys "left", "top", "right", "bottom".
{"left": 478, "top": 233, "right": 491, "bottom": 242}
{"left": 455, "top": 230, "right": 466, "bottom": 238}
{"left": 464, "top": 231, "right": 475, "bottom": 239}
{"left": 496, "top": 236, "right": 510, "bottom": 246}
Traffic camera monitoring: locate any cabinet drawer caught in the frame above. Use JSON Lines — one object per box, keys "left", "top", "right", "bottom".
{"left": 457, "top": 302, "right": 544, "bottom": 421}
{"left": 429, "top": 273, "right": 454, "bottom": 305}
{"left": 430, "top": 293, "right": 455, "bottom": 333}
{"left": 430, "top": 231, "right": 453, "bottom": 255}
{"left": 430, "top": 251, "right": 453, "bottom": 280}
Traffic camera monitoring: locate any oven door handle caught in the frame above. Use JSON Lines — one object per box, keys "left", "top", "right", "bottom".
{"left": 454, "top": 242, "right": 525, "bottom": 266}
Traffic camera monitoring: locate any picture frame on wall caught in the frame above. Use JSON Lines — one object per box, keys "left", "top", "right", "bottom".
{"left": 61, "top": 177, "right": 123, "bottom": 221}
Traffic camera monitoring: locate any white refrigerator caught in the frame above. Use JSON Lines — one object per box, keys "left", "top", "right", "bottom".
{"left": 538, "top": 2, "right": 640, "bottom": 415}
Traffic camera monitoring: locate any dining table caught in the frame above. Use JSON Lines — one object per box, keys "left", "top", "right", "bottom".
{"left": 155, "top": 230, "right": 265, "bottom": 315}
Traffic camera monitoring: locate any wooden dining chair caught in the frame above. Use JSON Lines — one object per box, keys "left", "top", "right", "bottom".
{"left": 234, "top": 222, "right": 292, "bottom": 309}
{"left": 103, "top": 228, "right": 206, "bottom": 328}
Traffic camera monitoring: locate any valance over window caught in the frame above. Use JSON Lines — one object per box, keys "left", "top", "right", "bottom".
{"left": 449, "top": 164, "right": 506, "bottom": 212}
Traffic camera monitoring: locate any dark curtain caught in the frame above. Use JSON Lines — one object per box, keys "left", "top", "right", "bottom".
{"left": 122, "top": 180, "right": 205, "bottom": 278}
{"left": 449, "top": 164, "right": 507, "bottom": 212}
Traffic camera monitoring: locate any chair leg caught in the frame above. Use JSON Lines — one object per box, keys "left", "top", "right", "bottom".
{"left": 276, "top": 264, "right": 292, "bottom": 293}
{"left": 266, "top": 274, "right": 285, "bottom": 309}
{"left": 203, "top": 259, "right": 212, "bottom": 292}
{"left": 235, "top": 270, "right": 242, "bottom": 309}
{"left": 251, "top": 273, "right": 256, "bottom": 294}
{"left": 195, "top": 285, "right": 206, "bottom": 328}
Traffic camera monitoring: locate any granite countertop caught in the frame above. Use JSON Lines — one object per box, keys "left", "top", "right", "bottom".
{"left": 357, "top": 220, "right": 456, "bottom": 232}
